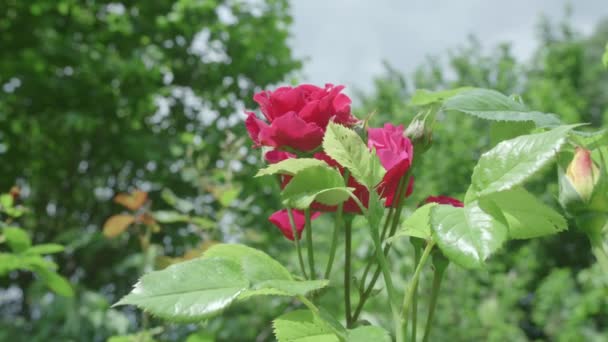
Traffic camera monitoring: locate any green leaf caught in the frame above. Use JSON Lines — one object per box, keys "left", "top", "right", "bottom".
{"left": 322, "top": 122, "right": 385, "bottom": 189}
{"left": 392, "top": 203, "right": 436, "bottom": 241}
{"left": 348, "top": 326, "right": 391, "bottom": 342}
{"left": 238, "top": 279, "right": 329, "bottom": 300}
{"left": 24, "top": 243, "right": 65, "bottom": 255}
{"left": 3, "top": 227, "right": 31, "bottom": 253}
{"left": 0, "top": 194, "right": 13, "bottom": 209}
{"left": 152, "top": 210, "right": 190, "bottom": 223}
{"left": 114, "top": 257, "right": 249, "bottom": 321}
{"left": 34, "top": 267, "right": 74, "bottom": 297}
{"left": 603, "top": 43, "right": 608, "bottom": 67}
{"left": 470, "top": 125, "right": 573, "bottom": 198}
{"left": 204, "top": 244, "right": 292, "bottom": 282}
{"left": 204, "top": 244, "right": 328, "bottom": 299}
{"left": 489, "top": 121, "right": 534, "bottom": 147}
{"left": 409, "top": 87, "right": 472, "bottom": 106}
{"left": 443, "top": 88, "right": 561, "bottom": 127}
{"left": 281, "top": 165, "right": 352, "bottom": 209}
{"left": 479, "top": 188, "right": 567, "bottom": 239}
{"left": 273, "top": 310, "right": 338, "bottom": 342}
{"left": 255, "top": 158, "right": 327, "bottom": 177}
{"left": 161, "top": 188, "right": 194, "bottom": 213}
{"left": 431, "top": 203, "right": 508, "bottom": 268}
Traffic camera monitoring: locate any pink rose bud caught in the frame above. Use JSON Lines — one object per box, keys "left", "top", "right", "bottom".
{"left": 566, "top": 147, "right": 600, "bottom": 202}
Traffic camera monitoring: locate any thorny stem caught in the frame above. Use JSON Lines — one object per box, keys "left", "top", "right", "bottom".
{"left": 344, "top": 218, "right": 353, "bottom": 327}
{"left": 401, "top": 241, "right": 434, "bottom": 339}
{"left": 287, "top": 208, "right": 309, "bottom": 279}
{"left": 305, "top": 209, "right": 316, "bottom": 279}
{"left": 422, "top": 260, "right": 448, "bottom": 342}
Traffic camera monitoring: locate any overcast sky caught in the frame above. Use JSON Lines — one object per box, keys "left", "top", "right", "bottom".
{"left": 289, "top": 1, "right": 607, "bottom": 93}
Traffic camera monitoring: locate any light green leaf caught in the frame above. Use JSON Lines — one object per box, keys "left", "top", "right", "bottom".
{"left": 205, "top": 244, "right": 328, "bottom": 298}
{"left": 255, "top": 158, "right": 327, "bottom": 177}
{"left": 470, "top": 125, "right": 573, "bottom": 198}
{"left": 431, "top": 203, "right": 508, "bottom": 268}
{"left": 348, "top": 326, "right": 391, "bottom": 342}
{"left": 392, "top": 203, "right": 436, "bottom": 241}
{"left": 0, "top": 253, "right": 57, "bottom": 276}
{"left": 24, "top": 243, "right": 65, "bottom": 255}
{"left": 204, "top": 244, "right": 292, "bottom": 282}
{"left": 238, "top": 279, "right": 329, "bottom": 300}
{"left": 603, "top": 43, "right": 608, "bottom": 67}
{"left": 273, "top": 310, "right": 338, "bottom": 342}
{"left": 281, "top": 165, "right": 352, "bottom": 209}
{"left": 153, "top": 210, "right": 190, "bottom": 223}
{"left": 114, "top": 257, "right": 249, "bottom": 321}
{"left": 322, "top": 122, "right": 385, "bottom": 189}
{"left": 161, "top": 188, "right": 194, "bottom": 213}
{"left": 479, "top": 188, "right": 567, "bottom": 239}
{"left": 443, "top": 88, "right": 561, "bottom": 127}
{"left": 3, "top": 227, "right": 31, "bottom": 253}
{"left": 34, "top": 267, "right": 74, "bottom": 297}
{"left": 409, "top": 87, "right": 472, "bottom": 106}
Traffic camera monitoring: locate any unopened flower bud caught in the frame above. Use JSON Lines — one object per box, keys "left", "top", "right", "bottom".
{"left": 566, "top": 148, "right": 600, "bottom": 202}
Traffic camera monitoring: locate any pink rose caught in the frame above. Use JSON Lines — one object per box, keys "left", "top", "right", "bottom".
{"left": 269, "top": 209, "right": 322, "bottom": 240}
{"left": 246, "top": 84, "right": 358, "bottom": 152}
{"left": 424, "top": 195, "right": 464, "bottom": 208}
{"left": 368, "top": 123, "right": 415, "bottom": 207}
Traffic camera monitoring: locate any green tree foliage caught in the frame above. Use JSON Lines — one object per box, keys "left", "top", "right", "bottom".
{"left": 0, "top": 0, "right": 299, "bottom": 340}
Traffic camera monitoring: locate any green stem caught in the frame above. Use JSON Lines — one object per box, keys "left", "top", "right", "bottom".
{"left": 325, "top": 203, "right": 342, "bottom": 279}
{"left": 344, "top": 218, "right": 353, "bottom": 327}
{"left": 287, "top": 208, "right": 309, "bottom": 279}
{"left": 305, "top": 209, "right": 316, "bottom": 280}
{"left": 351, "top": 176, "right": 409, "bottom": 323}
{"left": 401, "top": 241, "right": 434, "bottom": 339}
{"left": 422, "top": 262, "right": 447, "bottom": 342}
{"left": 411, "top": 244, "right": 421, "bottom": 342}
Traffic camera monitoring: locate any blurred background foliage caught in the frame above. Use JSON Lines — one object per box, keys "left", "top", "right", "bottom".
{"left": 0, "top": 1, "right": 607, "bottom": 341}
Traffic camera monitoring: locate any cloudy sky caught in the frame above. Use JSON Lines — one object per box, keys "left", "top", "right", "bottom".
{"left": 289, "top": 1, "right": 607, "bottom": 93}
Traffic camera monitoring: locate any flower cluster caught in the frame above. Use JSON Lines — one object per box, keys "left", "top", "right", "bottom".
{"left": 246, "top": 84, "right": 461, "bottom": 240}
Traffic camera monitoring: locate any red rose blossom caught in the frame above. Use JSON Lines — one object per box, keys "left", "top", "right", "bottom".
{"left": 424, "top": 195, "right": 464, "bottom": 208}
{"left": 368, "top": 123, "right": 414, "bottom": 207}
{"left": 246, "top": 84, "right": 358, "bottom": 152}
{"left": 269, "top": 209, "right": 322, "bottom": 240}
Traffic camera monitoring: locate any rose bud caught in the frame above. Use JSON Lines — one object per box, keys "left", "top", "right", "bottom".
{"left": 565, "top": 147, "right": 600, "bottom": 203}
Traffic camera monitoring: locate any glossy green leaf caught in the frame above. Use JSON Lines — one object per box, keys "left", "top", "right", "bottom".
{"left": 114, "top": 257, "right": 249, "bottom": 321}
{"left": 392, "top": 203, "right": 436, "bottom": 241}
{"left": 431, "top": 203, "right": 508, "bottom": 269}
{"left": 470, "top": 125, "right": 573, "bottom": 198}
{"left": 322, "top": 122, "right": 385, "bottom": 189}
{"left": 443, "top": 88, "right": 561, "bottom": 127}
{"left": 3, "top": 227, "right": 31, "bottom": 253}
{"left": 24, "top": 243, "right": 65, "bottom": 255}
{"left": 255, "top": 158, "right": 326, "bottom": 177}
{"left": 273, "top": 310, "right": 338, "bottom": 342}
{"left": 281, "top": 165, "right": 352, "bottom": 209}
{"left": 409, "top": 87, "right": 472, "bottom": 106}
{"left": 204, "top": 244, "right": 328, "bottom": 299}
{"left": 479, "top": 188, "right": 567, "bottom": 239}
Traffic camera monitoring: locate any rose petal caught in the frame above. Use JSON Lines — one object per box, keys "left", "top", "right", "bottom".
{"left": 269, "top": 111, "right": 325, "bottom": 151}
{"left": 268, "top": 209, "right": 321, "bottom": 240}
{"left": 424, "top": 195, "right": 464, "bottom": 208}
